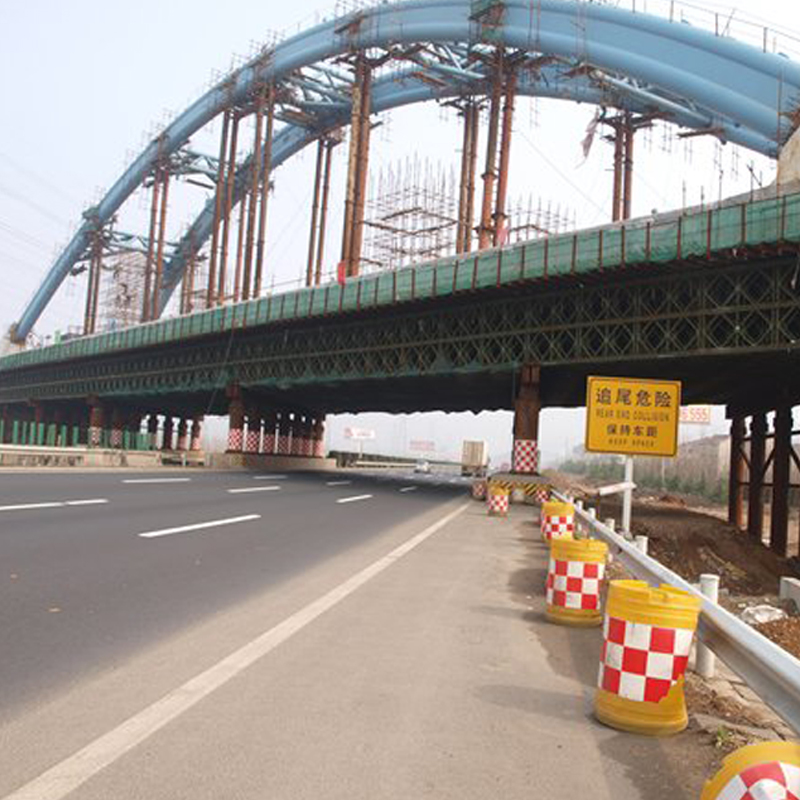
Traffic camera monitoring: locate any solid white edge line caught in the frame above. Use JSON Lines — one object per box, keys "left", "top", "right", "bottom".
{"left": 64, "top": 499, "right": 109, "bottom": 507}
{"left": 335, "top": 494, "right": 373, "bottom": 504}
{"left": 138, "top": 514, "right": 261, "bottom": 539}
{"left": 122, "top": 478, "right": 192, "bottom": 484}
{"left": 3, "top": 502, "right": 469, "bottom": 800}
{"left": 0, "top": 502, "right": 64, "bottom": 512}
{"left": 227, "top": 487, "right": 281, "bottom": 494}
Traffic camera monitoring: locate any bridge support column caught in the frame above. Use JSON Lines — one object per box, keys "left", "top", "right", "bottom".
{"left": 110, "top": 409, "right": 124, "bottom": 449}
{"left": 147, "top": 414, "right": 159, "bottom": 450}
{"left": 276, "top": 414, "right": 291, "bottom": 457}
{"left": 313, "top": 416, "right": 326, "bottom": 459}
{"left": 245, "top": 413, "right": 261, "bottom": 454}
{"left": 512, "top": 365, "right": 541, "bottom": 474}
{"left": 226, "top": 398, "right": 244, "bottom": 453}
{"left": 261, "top": 413, "right": 276, "bottom": 455}
{"left": 162, "top": 417, "right": 174, "bottom": 451}
{"left": 747, "top": 413, "right": 767, "bottom": 543}
{"left": 289, "top": 415, "right": 304, "bottom": 457}
{"left": 88, "top": 403, "right": 105, "bottom": 449}
{"left": 727, "top": 412, "right": 746, "bottom": 530}
{"left": 176, "top": 418, "right": 188, "bottom": 452}
{"left": 190, "top": 416, "right": 203, "bottom": 451}
{"left": 769, "top": 404, "right": 792, "bottom": 557}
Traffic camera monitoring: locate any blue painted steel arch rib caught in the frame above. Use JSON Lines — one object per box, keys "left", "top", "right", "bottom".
{"left": 13, "top": 0, "right": 800, "bottom": 341}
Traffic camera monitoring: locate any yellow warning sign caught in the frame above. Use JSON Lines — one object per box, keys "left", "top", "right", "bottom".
{"left": 585, "top": 376, "right": 681, "bottom": 457}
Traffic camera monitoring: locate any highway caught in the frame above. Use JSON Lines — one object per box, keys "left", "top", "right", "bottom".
{"left": 0, "top": 470, "right": 461, "bottom": 718}
{"left": 0, "top": 469, "right": 706, "bottom": 799}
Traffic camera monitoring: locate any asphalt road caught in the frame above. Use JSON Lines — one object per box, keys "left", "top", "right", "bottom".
{"left": 0, "top": 469, "right": 463, "bottom": 718}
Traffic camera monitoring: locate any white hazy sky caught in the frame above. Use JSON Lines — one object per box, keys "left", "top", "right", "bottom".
{"left": 1, "top": 0, "right": 798, "bottom": 462}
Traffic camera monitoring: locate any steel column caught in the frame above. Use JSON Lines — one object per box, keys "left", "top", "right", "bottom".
{"left": 770, "top": 404, "right": 792, "bottom": 556}
{"left": 306, "top": 139, "right": 326, "bottom": 287}
{"left": 478, "top": 52, "right": 503, "bottom": 250}
{"left": 622, "top": 111, "right": 635, "bottom": 221}
{"left": 494, "top": 71, "right": 516, "bottom": 247}
{"left": 218, "top": 111, "right": 240, "bottom": 305}
{"left": 162, "top": 416, "right": 174, "bottom": 451}
{"left": 176, "top": 418, "right": 188, "bottom": 452}
{"left": 747, "top": 413, "right": 767, "bottom": 542}
{"left": 512, "top": 364, "right": 541, "bottom": 474}
{"left": 315, "top": 137, "right": 336, "bottom": 285}
{"left": 727, "top": 414, "right": 746, "bottom": 529}
{"left": 254, "top": 83, "right": 276, "bottom": 298}
{"left": 207, "top": 108, "right": 231, "bottom": 309}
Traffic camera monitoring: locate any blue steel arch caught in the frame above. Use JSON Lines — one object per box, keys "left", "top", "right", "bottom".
{"left": 13, "top": 0, "right": 800, "bottom": 340}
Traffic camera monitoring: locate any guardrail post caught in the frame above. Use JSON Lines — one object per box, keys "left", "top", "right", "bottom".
{"left": 622, "top": 456, "right": 634, "bottom": 535}
{"left": 634, "top": 535, "right": 648, "bottom": 554}
{"left": 697, "top": 573, "right": 720, "bottom": 678}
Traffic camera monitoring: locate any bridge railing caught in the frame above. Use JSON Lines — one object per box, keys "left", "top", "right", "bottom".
{"left": 553, "top": 490, "right": 800, "bottom": 734}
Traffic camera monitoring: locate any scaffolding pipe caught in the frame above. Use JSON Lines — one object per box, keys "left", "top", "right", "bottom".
{"left": 612, "top": 118, "right": 624, "bottom": 222}
{"left": 242, "top": 88, "right": 266, "bottom": 301}
{"left": 623, "top": 111, "right": 635, "bottom": 220}
{"left": 233, "top": 191, "right": 247, "bottom": 303}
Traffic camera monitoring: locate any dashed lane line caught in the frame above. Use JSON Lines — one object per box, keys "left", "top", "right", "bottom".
{"left": 121, "top": 478, "right": 192, "bottom": 485}
{"left": 335, "top": 494, "right": 373, "bottom": 505}
{"left": 399, "top": 487, "right": 418, "bottom": 493}
{"left": 137, "top": 514, "right": 261, "bottom": 539}
{"left": 252, "top": 475, "right": 288, "bottom": 480}
{"left": 227, "top": 486, "right": 282, "bottom": 494}
{"left": 0, "top": 499, "right": 109, "bottom": 513}
{"left": 325, "top": 480, "right": 352, "bottom": 487}
{"left": 2, "top": 502, "right": 469, "bottom": 800}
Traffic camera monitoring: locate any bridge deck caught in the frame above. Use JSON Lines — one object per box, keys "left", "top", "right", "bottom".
{"left": 3, "top": 190, "right": 800, "bottom": 374}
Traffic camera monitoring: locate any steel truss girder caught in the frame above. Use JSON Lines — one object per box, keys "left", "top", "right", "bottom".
{"left": 3, "top": 256, "right": 800, "bottom": 411}
{"left": 14, "top": 0, "right": 800, "bottom": 340}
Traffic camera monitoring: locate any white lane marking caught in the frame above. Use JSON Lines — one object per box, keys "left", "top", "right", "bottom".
{"left": 122, "top": 478, "right": 192, "bottom": 484}
{"left": 3, "top": 502, "right": 469, "bottom": 800}
{"left": 0, "top": 500, "right": 109, "bottom": 512}
{"left": 253, "top": 474, "right": 287, "bottom": 480}
{"left": 325, "top": 480, "right": 352, "bottom": 486}
{"left": 399, "top": 487, "right": 418, "bottom": 493}
{"left": 138, "top": 514, "right": 261, "bottom": 539}
{"left": 336, "top": 494, "right": 373, "bottom": 504}
{"left": 0, "top": 502, "right": 63, "bottom": 512}
{"left": 227, "top": 486, "right": 281, "bottom": 494}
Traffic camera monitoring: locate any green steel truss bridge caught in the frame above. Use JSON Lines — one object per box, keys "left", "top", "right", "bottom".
{"left": 2, "top": 192, "right": 800, "bottom": 415}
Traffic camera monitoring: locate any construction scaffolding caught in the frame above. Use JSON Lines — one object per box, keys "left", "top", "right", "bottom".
{"left": 96, "top": 253, "right": 147, "bottom": 332}
{"left": 362, "top": 156, "right": 575, "bottom": 271}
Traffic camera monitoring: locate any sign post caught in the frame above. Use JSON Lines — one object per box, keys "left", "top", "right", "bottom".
{"left": 585, "top": 376, "right": 681, "bottom": 536}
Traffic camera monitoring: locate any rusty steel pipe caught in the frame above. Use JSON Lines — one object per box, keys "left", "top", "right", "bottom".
{"left": 254, "top": 83, "right": 276, "bottom": 298}
{"left": 479, "top": 52, "right": 503, "bottom": 250}
{"left": 315, "top": 137, "right": 335, "bottom": 285}
{"left": 143, "top": 166, "right": 161, "bottom": 321}
{"left": 306, "top": 139, "right": 325, "bottom": 287}
{"left": 207, "top": 109, "right": 230, "bottom": 308}
{"left": 217, "top": 110, "right": 240, "bottom": 305}
{"left": 152, "top": 166, "right": 170, "bottom": 320}
{"left": 494, "top": 71, "right": 516, "bottom": 247}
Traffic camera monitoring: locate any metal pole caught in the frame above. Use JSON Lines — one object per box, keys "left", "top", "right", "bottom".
{"left": 233, "top": 191, "right": 247, "bottom": 303}
{"left": 622, "top": 112, "right": 635, "bottom": 220}
{"left": 728, "top": 414, "right": 746, "bottom": 528}
{"left": 622, "top": 455, "right": 634, "bottom": 536}
{"left": 218, "top": 111, "right": 240, "bottom": 305}
{"left": 611, "top": 119, "right": 624, "bottom": 222}
{"left": 748, "top": 413, "right": 767, "bottom": 542}
{"left": 494, "top": 71, "right": 516, "bottom": 247}
{"left": 465, "top": 101, "right": 479, "bottom": 253}
{"left": 254, "top": 83, "right": 276, "bottom": 298}
{"left": 457, "top": 102, "right": 474, "bottom": 254}
{"left": 152, "top": 165, "right": 170, "bottom": 320}
{"left": 349, "top": 59, "right": 372, "bottom": 278}
{"left": 306, "top": 138, "right": 325, "bottom": 287}
{"left": 242, "top": 88, "right": 266, "bottom": 301}
{"left": 143, "top": 167, "right": 161, "bottom": 321}
{"left": 697, "top": 573, "right": 720, "bottom": 678}
{"left": 478, "top": 52, "right": 503, "bottom": 250}
{"left": 315, "top": 138, "right": 335, "bottom": 285}
{"left": 207, "top": 109, "right": 230, "bottom": 309}
{"left": 770, "top": 404, "right": 792, "bottom": 556}
{"left": 341, "top": 60, "right": 365, "bottom": 275}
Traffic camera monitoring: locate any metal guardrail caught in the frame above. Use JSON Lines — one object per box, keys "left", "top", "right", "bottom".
{"left": 553, "top": 491, "right": 800, "bottom": 734}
